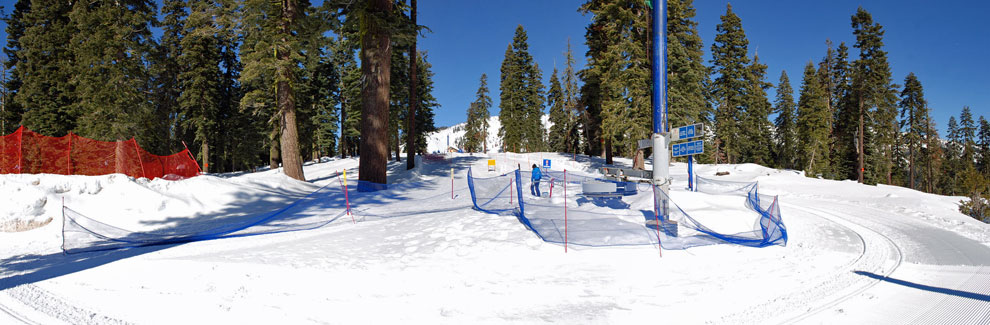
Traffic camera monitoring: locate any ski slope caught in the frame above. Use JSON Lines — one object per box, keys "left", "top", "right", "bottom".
{"left": 1, "top": 152, "right": 989, "bottom": 324}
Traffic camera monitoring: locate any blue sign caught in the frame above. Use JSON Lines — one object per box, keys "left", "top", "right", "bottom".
{"left": 542, "top": 159, "right": 551, "bottom": 169}
{"left": 673, "top": 123, "right": 702, "bottom": 140}
{"left": 672, "top": 140, "right": 704, "bottom": 157}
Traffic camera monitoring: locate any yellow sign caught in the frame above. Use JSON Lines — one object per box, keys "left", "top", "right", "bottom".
{"left": 487, "top": 159, "right": 496, "bottom": 171}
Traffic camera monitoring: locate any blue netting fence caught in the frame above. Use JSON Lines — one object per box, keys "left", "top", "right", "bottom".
{"left": 466, "top": 168, "right": 787, "bottom": 249}
{"left": 63, "top": 172, "right": 474, "bottom": 254}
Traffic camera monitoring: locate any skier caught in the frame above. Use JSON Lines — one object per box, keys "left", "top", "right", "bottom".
{"left": 531, "top": 164, "right": 542, "bottom": 197}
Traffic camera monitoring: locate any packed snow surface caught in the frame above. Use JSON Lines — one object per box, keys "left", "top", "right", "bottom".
{"left": 1, "top": 152, "right": 989, "bottom": 324}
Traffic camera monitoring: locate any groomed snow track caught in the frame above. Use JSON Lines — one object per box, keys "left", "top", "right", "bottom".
{"left": 725, "top": 198, "right": 990, "bottom": 324}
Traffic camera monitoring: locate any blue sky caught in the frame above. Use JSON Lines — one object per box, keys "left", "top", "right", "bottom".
{"left": 1, "top": 0, "right": 987, "bottom": 136}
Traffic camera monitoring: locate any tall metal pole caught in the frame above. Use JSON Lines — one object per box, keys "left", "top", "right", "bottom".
{"left": 651, "top": 0, "right": 670, "bottom": 219}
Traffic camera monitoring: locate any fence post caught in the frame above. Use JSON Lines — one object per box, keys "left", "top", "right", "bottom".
{"left": 340, "top": 170, "right": 353, "bottom": 223}
{"left": 182, "top": 141, "right": 202, "bottom": 174}
{"left": 132, "top": 138, "right": 148, "bottom": 179}
{"left": 17, "top": 126, "right": 23, "bottom": 174}
{"left": 509, "top": 178, "right": 513, "bottom": 205}
{"left": 451, "top": 167, "right": 454, "bottom": 200}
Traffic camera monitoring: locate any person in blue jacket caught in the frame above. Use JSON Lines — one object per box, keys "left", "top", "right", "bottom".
{"left": 531, "top": 164, "right": 542, "bottom": 197}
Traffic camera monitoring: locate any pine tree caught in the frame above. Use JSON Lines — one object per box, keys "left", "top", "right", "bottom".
{"left": 898, "top": 72, "right": 928, "bottom": 190}
{"left": 240, "top": 0, "right": 281, "bottom": 169}
{"left": 773, "top": 70, "right": 797, "bottom": 169}
{"left": 499, "top": 25, "right": 545, "bottom": 153}
{"left": 151, "top": 0, "right": 187, "bottom": 152}
{"left": 14, "top": 0, "right": 76, "bottom": 136}
{"left": 667, "top": 0, "right": 709, "bottom": 130}
{"left": 924, "top": 116, "right": 942, "bottom": 193}
{"left": 1, "top": 0, "right": 31, "bottom": 134}
{"left": 978, "top": 117, "right": 990, "bottom": 176}
{"left": 796, "top": 62, "right": 831, "bottom": 176}
{"left": 960, "top": 106, "right": 977, "bottom": 167}
{"left": 178, "top": 0, "right": 223, "bottom": 172}
{"left": 464, "top": 74, "right": 491, "bottom": 153}
{"left": 710, "top": 3, "right": 750, "bottom": 164}
{"left": 580, "top": 0, "right": 650, "bottom": 163}
{"left": 831, "top": 42, "right": 857, "bottom": 180}
{"left": 409, "top": 52, "right": 438, "bottom": 154}
{"left": 850, "top": 7, "right": 899, "bottom": 185}
{"left": 310, "top": 46, "right": 341, "bottom": 159}
{"left": 562, "top": 39, "right": 582, "bottom": 155}
{"left": 499, "top": 43, "right": 522, "bottom": 152}
{"left": 739, "top": 55, "right": 773, "bottom": 165}
{"left": 943, "top": 116, "right": 962, "bottom": 195}
{"left": 547, "top": 68, "right": 568, "bottom": 152}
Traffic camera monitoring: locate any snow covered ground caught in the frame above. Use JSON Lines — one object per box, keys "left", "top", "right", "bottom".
{"left": 1, "top": 152, "right": 989, "bottom": 324}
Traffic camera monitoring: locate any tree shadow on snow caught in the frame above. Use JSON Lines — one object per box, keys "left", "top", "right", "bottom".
{"left": 853, "top": 270, "right": 990, "bottom": 302}
{"left": 0, "top": 155, "right": 494, "bottom": 289}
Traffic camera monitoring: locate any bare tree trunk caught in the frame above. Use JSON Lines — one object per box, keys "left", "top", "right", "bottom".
{"left": 277, "top": 0, "right": 305, "bottom": 181}
{"left": 605, "top": 137, "right": 613, "bottom": 165}
{"left": 269, "top": 127, "right": 280, "bottom": 170}
{"left": 394, "top": 129, "right": 401, "bottom": 161}
{"left": 406, "top": 0, "right": 417, "bottom": 170}
{"left": 359, "top": 0, "right": 392, "bottom": 188}
{"left": 909, "top": 141, "right": 915, "bottom": 190}
{"left": 857, "top": 96, "right": 864, "bottom": 183}
{"left": 201, "top": 139, "right": 209, "bottom": 173}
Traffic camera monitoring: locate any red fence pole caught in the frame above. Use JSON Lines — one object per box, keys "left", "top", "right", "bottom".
{"left": 132, "top": 138, "right": 148, "bottom": 179}
{"left": 340, "top": 170, "right": 353, "bottom": 223}
{"left": 509, "top": 178, "right": 514, "bottom": 205}
{"left": 564, "top": 169, "right": 568, "bottom": 253}
{"left": 182, "top": 141, "right": 202, "bottom": 174}
{"left": 17, "top": 126, "right": 23, "bottom": 174}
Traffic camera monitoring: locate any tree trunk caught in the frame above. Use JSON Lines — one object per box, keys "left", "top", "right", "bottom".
{"left": 277, "top": 0, "right": 305, "bottom": 181}
{"left": 359, "top": 0, "right": 392, "bottom": 188}
{"left": 909, "top": 141, "right": 915, "bottom": 190}
{"left": 857, "top": 96, "right": 864, "bottom": 183}
{"left": 394, "top": 129, "right": 401, "bottom": 161}
{"left": 605, "top": 137, "right": 613, "bottom": 165}
{"left": 269, "top": 127, "right": 280, "bottom": 170}
{"left": 201, "top": 139, "right": 209, "bottom": 173}
{"left": 406, "top": 0, "right": 417, "bottom": 170}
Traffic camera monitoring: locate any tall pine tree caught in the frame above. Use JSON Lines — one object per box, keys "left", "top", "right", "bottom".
{"left": 547, "top": 68, "right": 568, "bottom": 152}
{"left": 850, "top": 7, "right": 898, "bottom": 185}
{"left": 499, "top": 25, "right": 545, "bottom": 153}
{"left": 14, "top": 0, "right": 76, "bottom": 136}
{"left": 464, "top": 74, "right": 491, "bottom": 153}
{"left": 710, "top": 3, "right": 750, "bottom": 164}
{"left": 796, "top": 62, "right": 831, "bottom": 176}
{"left": 773, "top": 70, "right": 797, "bottom": 169}
{"left": 898, "top": 72, "right": 928, "bottom": 190}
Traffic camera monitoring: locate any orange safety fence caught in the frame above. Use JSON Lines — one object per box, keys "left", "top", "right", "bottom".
{"left": 1, "top": 126, "right": 201, "bottom": 180}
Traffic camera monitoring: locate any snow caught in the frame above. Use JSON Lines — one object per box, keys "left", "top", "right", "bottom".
{"left": 426, "top": 115, "right": 551, "bottom": 153}
{"left": 2, "top": 152, "right": 990, "bottom": 324}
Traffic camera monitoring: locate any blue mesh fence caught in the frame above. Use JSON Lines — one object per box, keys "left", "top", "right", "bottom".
{"left": 63, "top": 172, "right": 474, "bottom": 254}
{"left": 466, "top": 168, "right": 787, "bottom": 249}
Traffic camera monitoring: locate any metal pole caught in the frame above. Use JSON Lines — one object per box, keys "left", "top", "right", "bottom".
{"left": 651, "top": 0, "right": 670, "bottom": 219}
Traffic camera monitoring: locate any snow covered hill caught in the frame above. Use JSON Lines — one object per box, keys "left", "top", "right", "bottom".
{"left": 1, "top": 153, "right": 989, "bottom": 324}
{"left": 426, "top": 115, "right": 551, "bottom": 153}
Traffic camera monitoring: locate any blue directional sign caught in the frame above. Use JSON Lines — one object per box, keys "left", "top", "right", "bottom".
{"left": 672, "top": 140, "right": 704, "bottom": 157}
{"left": 542, "top": 159, "right": 551, "bottom": 169}
{"left": 672, "top": 123, "right": 703, "bottom": 140}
